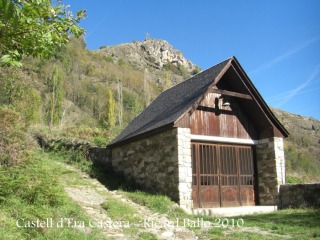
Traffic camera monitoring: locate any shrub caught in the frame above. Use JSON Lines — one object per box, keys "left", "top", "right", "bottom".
{"left": 163, "top": 61, "right": 189, "bottom": 77}
{"left": 105, "top": 55, "right": 114, "bottom": 63}
{"left": 0, "top": 106, "right": 35, "bottom": 165}
{"left": 118, "top": 58, "right": 125, "bottom": 66}
{"left": 286, "top": 175, "right": 304, "bottom": 184}
{"left": 93, "top": 136, "right": 107, "bottom": 146}
{"left": 191, "top": 66, "right": 201, "bottom": 75}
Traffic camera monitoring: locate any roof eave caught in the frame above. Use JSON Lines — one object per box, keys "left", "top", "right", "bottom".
{"left": 231, "top": 57, "right": 289, "bottom": 138}
{"left": 107, "top": 122, "right": 175, "bottom": 149}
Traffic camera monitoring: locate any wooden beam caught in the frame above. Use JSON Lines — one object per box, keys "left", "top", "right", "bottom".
{"left": 210, "top": 88, "right": 252, "bottom": 100}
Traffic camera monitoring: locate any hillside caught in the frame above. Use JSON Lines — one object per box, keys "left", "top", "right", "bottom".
{"left": 272, "top": 108, "right": 320, "bottom": 182}
{"left": 0, "top": 37, "right": 319, "bottom": 182}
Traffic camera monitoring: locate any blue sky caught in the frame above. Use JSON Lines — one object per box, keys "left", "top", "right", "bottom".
{"left": 66, "top": 0, "right": 320, "bottom": 119}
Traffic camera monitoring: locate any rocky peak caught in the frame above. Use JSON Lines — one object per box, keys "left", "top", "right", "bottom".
{"left": 98, "top": 38, "right": 199, "bottom": 74}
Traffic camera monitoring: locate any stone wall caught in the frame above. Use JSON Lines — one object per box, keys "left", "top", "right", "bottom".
{"left": 89, "top": 147, "right": 110, "bottom": 169}
{"left": 279, "top": 183, "right": 320, "bottom": 209}
{"left": 111, "top": 128, "right": 179, "bottom": 201}
{"left": 256, "top": 137, "right": 285, "bottom": 205}
{"left": 34, "top": 133, "right": 111, "bottom": 169}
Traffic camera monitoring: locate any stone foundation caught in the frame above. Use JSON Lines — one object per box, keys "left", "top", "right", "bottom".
{"left": 111, "top": 128, "right": 192, "bottom": 209}
{"left": 256, "top": 137, "right": 285, "bottom": 205}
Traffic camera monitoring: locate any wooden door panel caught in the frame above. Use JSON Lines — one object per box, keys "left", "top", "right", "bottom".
{"left": 220, "top": 187, "right": 241, "bottom": 207}
{"left": 191, "top": 144, "right": 199, "bottom": 207}
{"left": 239, "top": 147, "right": 255, "bottom": 206}
{"left": 219, "top": 145, "right": 240, "bottom": 206}
{"left": 191, "top": 142, "right": 255, "bottom": 208}
{"left": 192, "top": 187, "right": 199, "bottom": 208}
{"left": 240, "top": 187, "right": 255, "bottom": 206}
{"left": 200, "top": 187, "right": 220, "bottom": 208}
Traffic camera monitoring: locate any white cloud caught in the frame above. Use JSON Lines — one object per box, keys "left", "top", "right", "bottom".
{"left": 267, "top": 65, "right": 320, "bottom": 107}
{"left": 250, "top": 36, "right": 320, "bottom": 75}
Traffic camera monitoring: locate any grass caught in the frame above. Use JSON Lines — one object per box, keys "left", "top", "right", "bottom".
{"left": 124, "top": 191, "right": 175, "bottom": 214}
{"left": 101, "top": 198, "right": 140, "bottom": 237}
{"left": 237, "top": 209, "right": 320, "bottom": 239}
{"left": 100, "top": 197, "right": 159, "bottom": 239}
{"left": 0, "top": 150, "right": 105, "bottom": 240}
{"left": 123, "top": 190, "right": 320, "bottom": 239}
{"left": 101, "top": 199, "right": 139, "bottom": 223}
{"left": 137, "top": 232, "right": 158, "bottom": 240}
{"left": 123, "top": 190, "right": 188, "bottom": 227}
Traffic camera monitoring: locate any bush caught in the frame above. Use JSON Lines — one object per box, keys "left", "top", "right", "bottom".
{"left": 93, "top": 136, "right": 107, "bottom": 146}
{"left": 0, "top": 106, "right": 35, "bottom": 165}
{"left": 118, "top": 58, "right": 125, "bottom": 66}
{"left": 191, "top": 66, "right": 201, "bottom": 75}
{"left": 286, "top": 175, "right": 304, "bottom": 184}
{"left": 163, "top": 61, "right": 189, "bottom": 77}
{"left": 105, "top": 55, "right": 114, "bottom": 63}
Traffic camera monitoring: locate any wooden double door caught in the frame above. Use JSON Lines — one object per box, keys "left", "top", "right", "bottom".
{"left": 191, "top": 142, "right": 256, "bottom": 208}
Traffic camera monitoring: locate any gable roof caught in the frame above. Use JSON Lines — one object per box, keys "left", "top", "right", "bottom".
{"left": 108, "top": 56, "right": 288, "bottom": 148}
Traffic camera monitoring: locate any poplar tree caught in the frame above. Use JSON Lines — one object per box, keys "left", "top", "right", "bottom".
{"left": 106, "top": 89, "right": 115, "bottom": 129}
{"left": 47, "top": 67, "right": 63, "bottom": 127}
{"left": 143, "top": 69, "right": 150, "bottom": 107}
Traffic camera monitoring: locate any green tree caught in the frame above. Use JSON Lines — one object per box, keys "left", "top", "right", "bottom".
{"left": 103, "top": 89, "right": 115, "bottom": 129}
{"left": 0, "top": 69, "right": 23, "bottom": 104}
{"left": 0, "top": 0, "right": 86, "bottom": 66}
{"left": 108, "top": 89, "right": 116, "bottom": 128}
{"left": 0, "top": 68, "right": 41, "bottom": 125}
{"left": 0, "top": 106, "right": 30, "bottom": 165}
{"left": 47, "top": 66, "right": 63, "bottom": 127}
{"left": 16, "top": 88, "right": 41, "bottom": 126}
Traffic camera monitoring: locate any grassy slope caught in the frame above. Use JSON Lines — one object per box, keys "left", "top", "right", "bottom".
{"left": 0, "top": 151, "right": 104, "bottom": 240}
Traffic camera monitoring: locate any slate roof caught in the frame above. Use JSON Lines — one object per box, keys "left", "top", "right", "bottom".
{"left": 108, "top": 56, "right": 289, "bottom": 148}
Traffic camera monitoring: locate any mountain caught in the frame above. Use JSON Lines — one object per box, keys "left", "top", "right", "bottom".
{"left": 97, "top": 38, "right": 201, "bottom": 86}
{"left": 0, "top": 37, "right": 319, "bottom": 182}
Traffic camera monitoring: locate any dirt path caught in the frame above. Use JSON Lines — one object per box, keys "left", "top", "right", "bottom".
{"left": 58, "top": 163, "right": 197, "bottom": 240}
